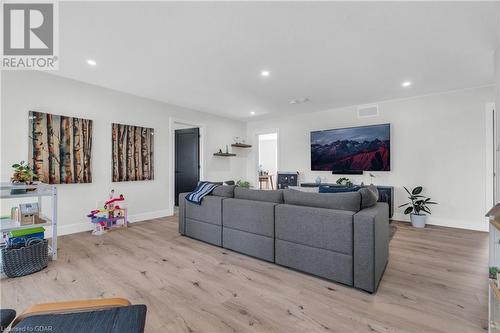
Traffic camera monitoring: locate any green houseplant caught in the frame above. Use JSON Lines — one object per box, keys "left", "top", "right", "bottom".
{"left": 399, "top": 186, "right": 437, "bottom": 228}
{"left": 336, "top": 177, "right": 354, "bottom": 187}
{"left": 10, "top": 161, "right": 37, "bottom": 194}
{"left": 236, "top": 180, "right": 251, "bottom": 189}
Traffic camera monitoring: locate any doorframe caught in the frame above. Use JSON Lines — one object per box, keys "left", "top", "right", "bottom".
{"left": 169, "top": 117, "right": 206, "bottom": 213}
{"left": 254, "top": 129, "right": 280, "bottom": 188}
{"left": 486, "top": 102, "right": 496, "bottom": 226}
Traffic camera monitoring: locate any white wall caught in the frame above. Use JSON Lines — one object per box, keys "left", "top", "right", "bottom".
{"left": 246, "top": 86, "right": 495, "bottom": 231}
{"left": 1, "top": 71, "right": 247, "bottom": 235}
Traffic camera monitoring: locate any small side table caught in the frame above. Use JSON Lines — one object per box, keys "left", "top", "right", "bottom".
{"left": 259, "top": 175, "right": 274, "bottom": 190}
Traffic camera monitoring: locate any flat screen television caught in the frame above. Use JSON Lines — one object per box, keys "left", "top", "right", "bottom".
{"left": 310, "top": 123, "right": 390, "bottom": 172}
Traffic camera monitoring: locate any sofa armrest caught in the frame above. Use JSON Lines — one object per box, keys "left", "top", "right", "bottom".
{"left": 178, "top": 192, "right": 189, "bottom": 235}
{"left": 353, "top": 202, "right": 389, "bottom": 293}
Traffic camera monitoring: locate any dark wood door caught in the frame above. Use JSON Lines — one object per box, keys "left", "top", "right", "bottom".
{"left": 175, "top": 128, "right": 200, "bottom": 206}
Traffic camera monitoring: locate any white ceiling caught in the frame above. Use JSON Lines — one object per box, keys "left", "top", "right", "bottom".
{"left": 56, "top": 1, "right": 499, "bottom": 120}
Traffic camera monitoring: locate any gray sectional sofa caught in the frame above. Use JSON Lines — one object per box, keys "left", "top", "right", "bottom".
{"left": 178, "top": 185, "right": 389, "bottom": 293}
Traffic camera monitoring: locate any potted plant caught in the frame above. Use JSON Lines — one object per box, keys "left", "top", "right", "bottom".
{"left": 399, "top": 186, "right": 437, "bottom": 228}
{"left": 237, "top": 180, "right": 251, "bottom": 189}
{"left": 10, "top": 161, "right": 37, "bottom": 194}
{"left": 336, "top": 177, "right": 354, "bottom": 187}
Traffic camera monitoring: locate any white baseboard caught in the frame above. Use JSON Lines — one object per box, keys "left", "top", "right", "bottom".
{"left": 55, "top": 209, "right": 174, "bottom": 237}
{"left": 392, "top": 213, "right": 488, "bottom": 232}
{"left": 57, "top": 223, "right": 93, "bottom": 236}
{"left": 128, "top": 209, "right": 173, "bottom": 223}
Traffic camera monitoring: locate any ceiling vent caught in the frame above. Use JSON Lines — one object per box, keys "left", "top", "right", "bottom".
{"left": 357, "top": 104, "right": 379, "bottom": 118}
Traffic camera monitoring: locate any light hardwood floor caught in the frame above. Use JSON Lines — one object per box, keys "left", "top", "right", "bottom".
{"left": 1, "top": 217, "right": 488, "bottom": 332}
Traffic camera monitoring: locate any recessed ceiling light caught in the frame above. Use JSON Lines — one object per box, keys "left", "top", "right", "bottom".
{"left": 250, "top": 111, "right": 256, "bottom": 115}
{"left": 260, "top": 70, "right": 270, "bottom": 77}
{"left": 290, "top": 97, "right": 310, "bottom": 105}
{"left": 401, "top": 81, "right": 412, "bottom": 87}
{"left": 87, "top": 59, "right": 97, "bottom": 66}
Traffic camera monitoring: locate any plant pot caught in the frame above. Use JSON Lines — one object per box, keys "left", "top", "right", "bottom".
{"left": 410, "top": 213, "right": 427, "bottom": 228}
{"left": 10, "top": 182, "right": 27, "bottom": 195}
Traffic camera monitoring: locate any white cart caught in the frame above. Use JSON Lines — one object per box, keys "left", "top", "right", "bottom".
{"left": 0, "top": 183, "right": 58, "bottom": 260}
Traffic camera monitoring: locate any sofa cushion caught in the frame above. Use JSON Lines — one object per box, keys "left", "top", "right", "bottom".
{"left": 185, "top": 218, "right": 222, "bottom": 246}
{"left": 275, "top": 204, "right": 354, "bottom": 255}
{"left": 223, "top": 198, "right": 276, "bottom": 237}
{"left": 211, "top": 185, "right": 236, "bottom": 198}
{"left": 283, "top": 189, "right": 361, "bottom": 212}
{"left": 275, "top": 239, "right": 353, "bottom": 286}
{"left": 185, "top": 195, "right": 223, "bottom": 225}
{"left": 234, "top": 187, "right": 283, "bottom": 203}
{"left": 359, "top": 185, "right": 379, "bottom": 209}
{"left": 223, "top": 228, "right": 274, "bottom": 262}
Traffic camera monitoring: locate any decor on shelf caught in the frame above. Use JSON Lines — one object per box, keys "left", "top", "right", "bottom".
{"left": 29, "top": 111, "right": 93, "bottom": 184}
{"left": 236, "top": 180, "right": 250, "bottom": 188}
{"left": 18, "top": 203, "right": 45, "bottom": 226}
{"left": 399, "top": 186, "right": 437, "bottom": 228}
{"left": 315, "top": 176, "right": 322, "bottom": 185}
{"left": 369, "top": 173, "right": 376, "bottom": 185}
{"left": 112, "top": 123, "right": 154, "bottom": 182}
{"left": 311, "top": 123, "right": 390, "bottom": 172}
{"left": 336, "top": 177, "right": 353, "bottom": 187}
{"left": 10, "top": 161, "right": 37, "bottom": 194}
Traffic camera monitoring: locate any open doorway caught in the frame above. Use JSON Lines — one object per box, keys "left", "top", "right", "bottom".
{"left": 257, "top": 132, "right": 278, "bottom": 190}
{"left": 486, "top": 103, "right": 496, "bottom": 216}
{"left": 171, "top": 120, "right": 203, "bottom": 207}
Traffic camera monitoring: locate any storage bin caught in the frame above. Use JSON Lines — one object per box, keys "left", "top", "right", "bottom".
{"left": 1, "top": 239, "right": 48, "bottom": 278}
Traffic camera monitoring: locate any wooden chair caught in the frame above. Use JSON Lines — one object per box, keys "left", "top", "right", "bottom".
{"left": 7, "top": 298, "right": 146, "bottom": 333}
{"left": 258, "top": 174, "right": 274, "bottom": 190}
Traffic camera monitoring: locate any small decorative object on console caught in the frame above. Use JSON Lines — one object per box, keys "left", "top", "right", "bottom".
{"left": 336, "top": 177, "right": 353, "bottom": 187}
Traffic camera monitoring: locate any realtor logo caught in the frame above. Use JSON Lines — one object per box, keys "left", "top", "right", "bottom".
{"left": 1, "top": 2, "right": 58, "bottom": 69}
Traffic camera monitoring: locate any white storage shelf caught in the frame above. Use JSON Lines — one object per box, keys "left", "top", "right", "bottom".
{"left": 489, "top": 204, "right": 500, "bottom": 332}
{"left": 0, "top": 183, "right": 58, "bottom": 261}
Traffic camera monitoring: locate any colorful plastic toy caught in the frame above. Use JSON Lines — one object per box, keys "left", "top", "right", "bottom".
{"left": 87, "top": 190, "right": 128, "bottom": 235}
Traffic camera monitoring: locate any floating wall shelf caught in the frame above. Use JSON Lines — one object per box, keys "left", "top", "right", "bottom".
{"left": 231, "top": 143, "right": 252, "bottom": 148}
{"left": 213, "top": 153, "right": 236, "bottom": 157}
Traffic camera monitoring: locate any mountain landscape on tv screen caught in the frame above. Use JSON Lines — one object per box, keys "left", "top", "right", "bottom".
{"left": 311, "top": 124, "right": 390, "bottom": 171}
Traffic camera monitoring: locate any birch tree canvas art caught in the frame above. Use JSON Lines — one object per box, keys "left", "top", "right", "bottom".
{"left": 112, "top": 123, "right": 154, "bottom": 182}
{"left": 29, "top": 111, "right": 93, "bottom": 184}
